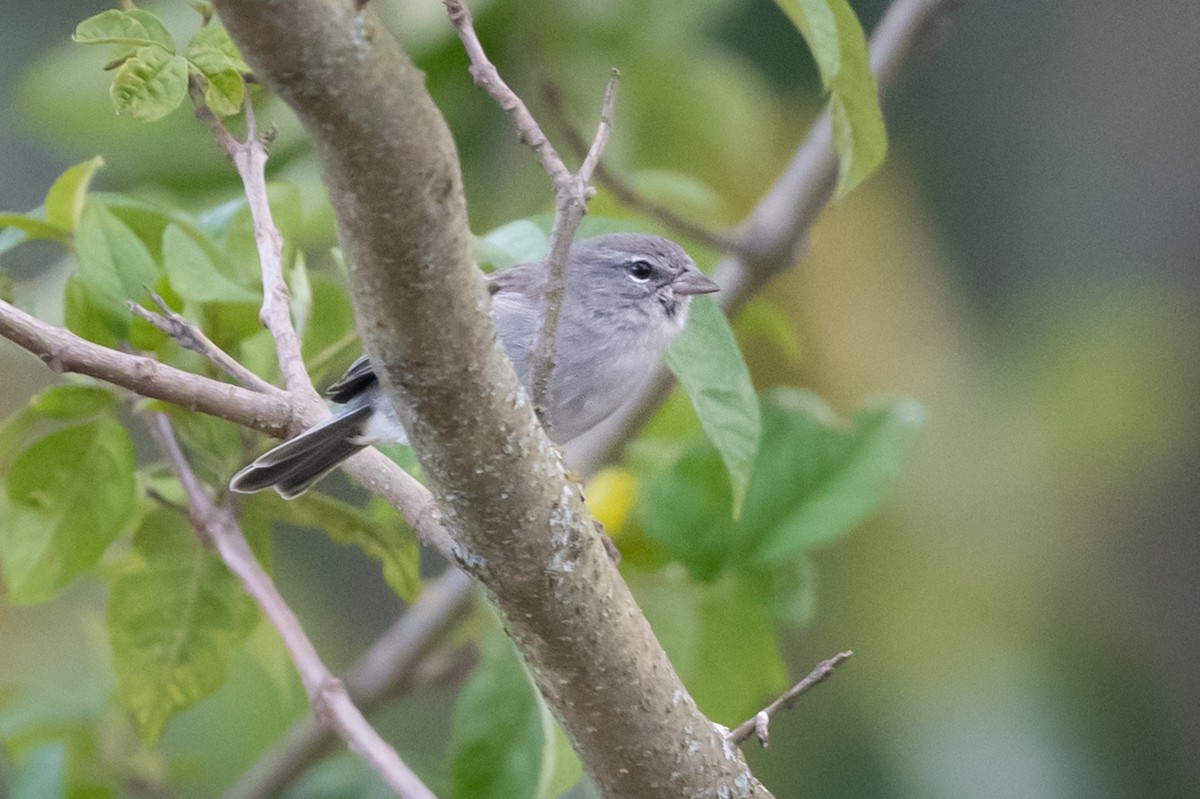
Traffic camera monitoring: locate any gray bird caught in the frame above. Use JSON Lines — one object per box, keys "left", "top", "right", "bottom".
{"left": 229, "top": 232, "right": 718, "bottom": 498}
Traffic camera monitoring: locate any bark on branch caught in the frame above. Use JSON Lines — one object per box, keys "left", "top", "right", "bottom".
{"left": 210, "top": 1, "right": 764, "bottom": 796}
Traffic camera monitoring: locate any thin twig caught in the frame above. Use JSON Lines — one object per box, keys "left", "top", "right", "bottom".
{"left": 0, "top": 1, "right": 958, "bottom": 792}
{"left": 127, "top": 294, "right": 275, "bottom": 392}
{"left": 144, "top": 412, "right": 438, "bottom": 799}
{"left": 0, "top": 298, "right": 295, "bottom": 437}
{"left": 443, "top": 0, "right": 618, "bottom": 419}
{"left": 576, "top": 70, "right": 619, "bottom": 185}
{"left": 192, "top": 83, "right": 313, "bottom": 396}
{"left": 224, "top": 567, "right": 476, "bottom": 799}
{"left": 728, "top": 651, "right": 853, "bottom": 748}
{"left": 441, "top": 0, "right": 570, "bottom": 185}
{"left": 542, "top": 80, "right": 738, "bottom": 254}
{"left": 0, "top": 294, "right": 458, "bottom": 556}
{"left": 190, "top": 78, "right": 458, "bottom": 557}
{"left": 529, "top": 70, "right": 619, "bottom": 417}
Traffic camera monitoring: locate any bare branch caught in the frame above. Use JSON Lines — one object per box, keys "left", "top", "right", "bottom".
{"left": 728, "top": 651, "right": 854, "bottom": 748}
{"left": 529, "top": 70, "right": 619, "bottom": 416}
{"left": 4, "top": 0, "right": 960, "bottom": 791}
{"left": 542, "top": 80, "right": 738, "bottom": 254}
{"left": 576, "top": 70, "right": 619, "bottom": 186}
{"left": 193, "top": 87, "right": 314, "bottom": 397}
{"left": 144, "top": 412, "right": 438, "bottom": 799}
{"left": 191, "top": 72, "right": 465, "bottom": 557}
{"left": 732, "top": 0, "right": 959, "bottom": 284}
{"left": 445, "top": 0, "right": 620, "bottom": 418}
{"left": 225, "top": 567, "right": 476, "bottom": 799}
{"left": 441, "top": 0, "right": 571, "bottom": 185}
{"left": 127, "top": 294, "right": 275, "bottom": 392}
{"left": 0, "top": 294, "right": 459, "bottom": 556}
{"left": 213, "top": 0, "right": 766, "bottom": 795}
{"left": 0, "top": 298, "right": 294, "bottom": 437}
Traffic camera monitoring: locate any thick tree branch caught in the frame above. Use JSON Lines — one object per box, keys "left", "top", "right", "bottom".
{"left": 210, "top": 1, "right": 765, "bottom": 796}
{"left": 145, "top": 412, "right": 437, "bottom": 799}
{"left": 0, "top": 0, "right": 957, "bottom": 793}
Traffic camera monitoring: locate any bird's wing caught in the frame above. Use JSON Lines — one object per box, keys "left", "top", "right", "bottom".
{"left": 325, "top": 355, "right": 378, "bottom": 403}
{"left": 486, "top": 261, "right": 544, "bottom": 301}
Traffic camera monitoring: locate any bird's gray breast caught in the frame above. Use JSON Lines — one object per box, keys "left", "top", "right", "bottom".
{"left": 544, "top": 296, "right": 675, "bottom": 443}
{"left": 490, "top": 268, "right": 685, "bottom": 444}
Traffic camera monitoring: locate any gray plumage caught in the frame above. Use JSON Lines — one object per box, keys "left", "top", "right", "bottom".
{"left": 229, "top": 233, "right": 718, "bottom": 498}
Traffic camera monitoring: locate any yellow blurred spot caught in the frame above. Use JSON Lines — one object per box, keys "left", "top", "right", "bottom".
{"left": 586, "top": 467, "right": 638, "bottom": 539}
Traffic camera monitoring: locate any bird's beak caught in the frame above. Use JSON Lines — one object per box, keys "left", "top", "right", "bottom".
{"left": 671, "top": 268, "right": 720, "bottom": 296}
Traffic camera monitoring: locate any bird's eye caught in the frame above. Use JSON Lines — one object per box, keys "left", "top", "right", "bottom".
{"left": 627, "top": 260, "right": 654, "bottom": 282}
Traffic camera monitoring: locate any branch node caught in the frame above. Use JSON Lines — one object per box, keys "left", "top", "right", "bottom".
{"left": 127, "top": 294, "right": 274, "bottom": 392}
{"left": 752, "top": 711, "right": 771, "bottom": 748}
{"left": 729, "top": 650, "right": 853, "bottom": 748}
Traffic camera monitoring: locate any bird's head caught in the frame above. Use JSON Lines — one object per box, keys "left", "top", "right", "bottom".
{"left": 570, "top": 233, "right": 718, "bottom": 329}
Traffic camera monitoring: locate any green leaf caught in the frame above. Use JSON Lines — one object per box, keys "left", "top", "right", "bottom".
{"left": 96, "top": 192, "right": 224, "bottom": 265}
{"left": 475, "top": 220, "right": 549, "bottom": 272}
{"left": 736, "top": 298, "right": 802, "bottom": 359}
{"left": 636, "top": 440, "right": 733, "bottom": 580}
{"left": 73, "top": 8, "right": 176, "bottom": 54}
{"left": 63, "top": 276, "right": 119, "bottom": 347}
{"left": 73, "top": 203, "right": 159, "bottom": 333}
{"left": 184, "top": 25, "right": 250, "bottom": 117}
{"left": 162, "top": 223, "right": 258, "bottom": 303}
{"left": 664, "top": 295, "right": 761, "bottom": 516}
{"left": 0, "top": 212, "right": 66, "bottom": 245}
{"left": 28, "top": 384, "right": 116, "bottom": 420}
{"left": 450, "top": 633, "right": 581, "bottom": 799}
{"left": 251, "top": 492, "right": 422, "bottom": 603}
{"left": 301, "top": 272, "right": 357, "bottom": 384}
{"left": 534, "top": 708, "right": 583, "bottom": 799}
{"left": 0, "top": 386, "right": 118, "bottom": 473}
{"left": 201, "top": 67, "right": 244, "bottom": 117}
{"left": 184, "top": 25, "right": 249, "bottom": 117}
{"left": 109, "top": 507, "right": 258, "bottom": 745}
{"left": 628, "top": 565, "right": 789, "bottom": 725}
{"left": 44, "top": 156, "right": 104, "bottom": 233}
{"left": 638, "top": 389, "right": 923, "bottom": 578}
{"left": 0, "top": 419, "right": 136, "bottom": 604}
{"left": 740, "top": 388, "right": 923, "bottom": 564}
{"left": 774, "top": 0, "right": 887, "bottom": 197}
{"left": 184, "top": 23, "right": 251, "bottom": 75}
{"left": 110, "top": 46, "right": 189, "bottom": 122}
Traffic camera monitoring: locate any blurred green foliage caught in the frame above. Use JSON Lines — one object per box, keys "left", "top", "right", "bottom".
{"left": 0, "top": 1, "right": 932, "bottom": 797}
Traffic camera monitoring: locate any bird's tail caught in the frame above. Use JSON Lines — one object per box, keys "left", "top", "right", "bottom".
{"left": 229, "top": 405, "right": 372, "bottom": 499}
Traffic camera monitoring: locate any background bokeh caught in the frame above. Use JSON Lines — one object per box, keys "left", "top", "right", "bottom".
{"left": 2, "top": 0, "right": 1198, "bottom": 797}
